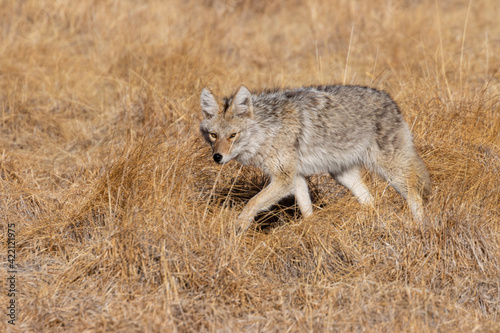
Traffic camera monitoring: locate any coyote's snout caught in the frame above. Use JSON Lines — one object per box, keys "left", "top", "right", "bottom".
{"left": 200, "top": 85, "right": 431, "bottom": 233}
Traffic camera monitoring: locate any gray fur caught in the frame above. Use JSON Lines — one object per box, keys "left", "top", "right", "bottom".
{"left": 200, "top": 85, "right": 431, "bottom": 233}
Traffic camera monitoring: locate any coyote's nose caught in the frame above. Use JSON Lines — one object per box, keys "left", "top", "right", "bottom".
{"left": 213, "top": 153, "right": 223, "bottom": 164}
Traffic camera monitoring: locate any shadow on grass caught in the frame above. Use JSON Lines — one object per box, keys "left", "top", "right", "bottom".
{"left": 209, "top": 176, "right": 326, "bottom": 233}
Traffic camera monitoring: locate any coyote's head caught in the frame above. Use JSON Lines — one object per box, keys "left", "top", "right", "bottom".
{"left": 199, "top": 85, "right": 256, "bottom": 164}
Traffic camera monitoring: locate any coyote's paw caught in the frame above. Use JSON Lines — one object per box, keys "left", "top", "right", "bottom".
{"left": 235, "top": 214, "right": 253, "bottom": 235}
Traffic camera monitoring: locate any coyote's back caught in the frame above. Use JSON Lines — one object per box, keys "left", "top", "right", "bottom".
{"left": 200, "top": 85, "right": 431, "bottom": 233}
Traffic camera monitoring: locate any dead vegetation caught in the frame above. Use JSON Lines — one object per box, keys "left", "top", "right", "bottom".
{"left": 1, "top": 0, "right": 499, "bottom": 331}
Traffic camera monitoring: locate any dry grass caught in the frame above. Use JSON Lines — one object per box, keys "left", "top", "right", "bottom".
{"left": 1, "top": 0, "right": 499, "bottom": 332}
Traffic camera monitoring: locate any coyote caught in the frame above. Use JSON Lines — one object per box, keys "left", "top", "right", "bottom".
{"left": 200, "top": 85, "right": 431, "bottom": 233}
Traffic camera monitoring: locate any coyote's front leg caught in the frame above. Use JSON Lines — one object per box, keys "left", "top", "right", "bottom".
{"left": 236, "top": 175, "right": 295, "bottom": 234}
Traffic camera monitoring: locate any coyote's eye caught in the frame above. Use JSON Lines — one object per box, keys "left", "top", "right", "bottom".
{"left": 209, "top": 133, "right": 217, "bottom": 139}
{"left": 229, "top": 133, "right": 237, "bottom": 139}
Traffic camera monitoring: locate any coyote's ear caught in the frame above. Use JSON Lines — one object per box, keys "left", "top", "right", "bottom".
{"left": 231, "top": 85, "right": 253, "bottom": 118}
{"left": 200, "top": 87, "right": 219, "bottom": 119}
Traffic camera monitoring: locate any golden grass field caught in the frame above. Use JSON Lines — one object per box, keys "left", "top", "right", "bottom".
{"left": 1, "top": 0, "right": 499, "bottom": 331}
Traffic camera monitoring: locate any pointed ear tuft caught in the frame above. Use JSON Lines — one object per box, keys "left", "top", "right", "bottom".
{"left": 200, "top": 87, "right": 219, "bottom": 119}
{"left": 231, "top": 85, "right": 253, "bottom": 118}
